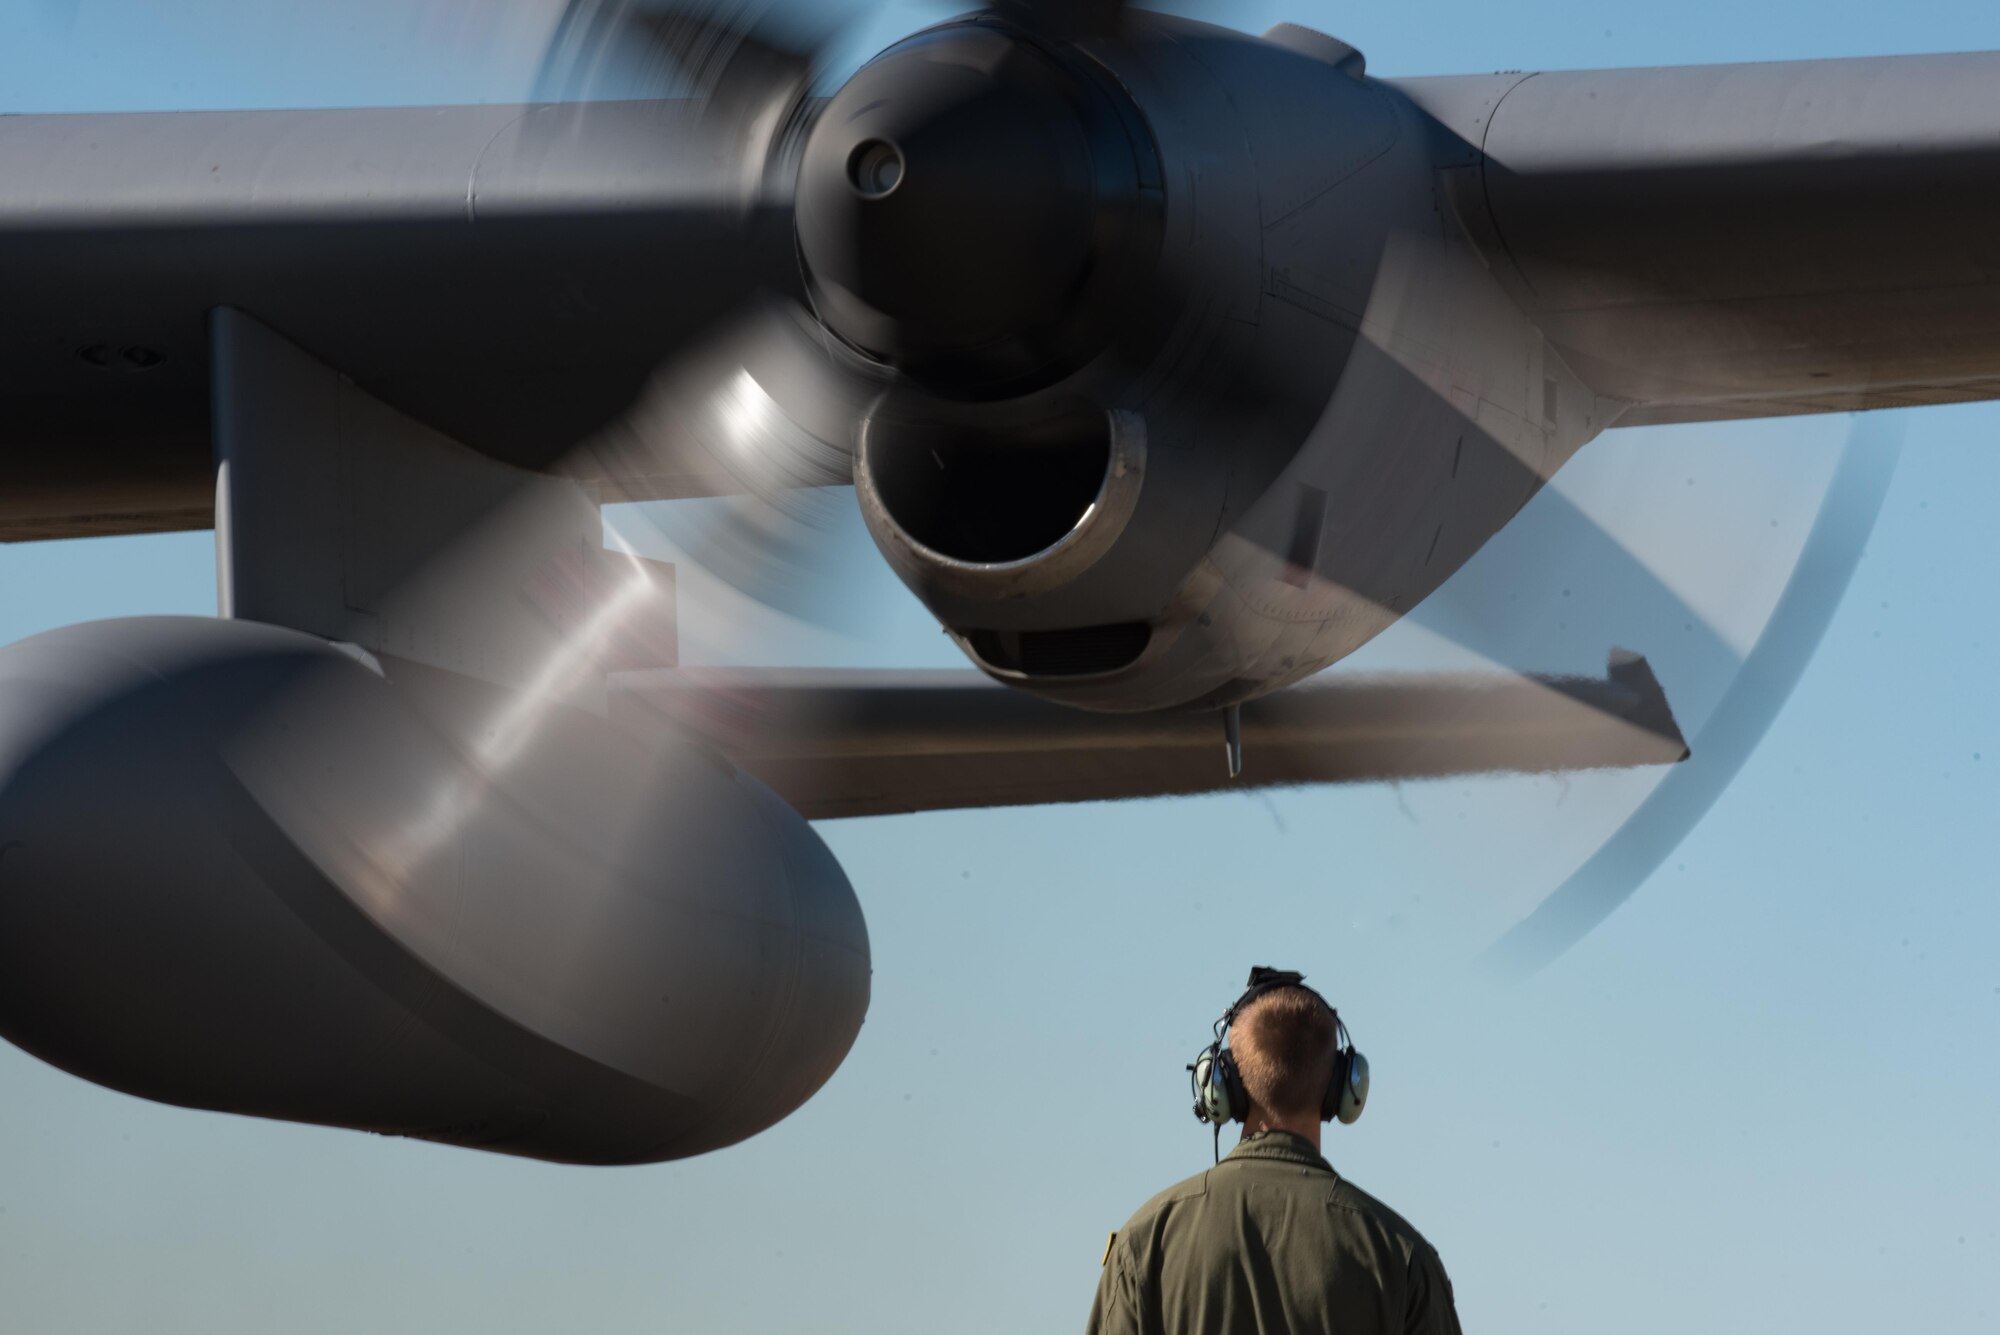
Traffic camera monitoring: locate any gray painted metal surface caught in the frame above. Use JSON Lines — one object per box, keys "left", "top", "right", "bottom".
{"left": 5, "top": 47, "right": 1993, "bottom": 536}
{"left": 213, "top": 307, "right": 675, "bottom": 694}
{"left": 1391, "top": 52, "right": 2000, "bottom": 423}
{"left": 835, "top": 17, "right": 1589, "bottom": 712}
{"left": 0, "top": 616, "right": 868, "bottom": 1163}
{"left": 0, "top": 100, "right": 800, "bottom": 539}
{"left": 615, "top": 653, "right": 1686, "bottom": 819}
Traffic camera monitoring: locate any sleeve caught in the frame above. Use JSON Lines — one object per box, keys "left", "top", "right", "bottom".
{"left": 1085, "top": 1236, "right": 1142, "bottom": 1335}
{"left": 1404, "top": 1241, "right": 1463, "bottom": 1335}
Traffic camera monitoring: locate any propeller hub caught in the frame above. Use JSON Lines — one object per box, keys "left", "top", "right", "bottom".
{"left": 796, "top": 21, "right": 1160, "bottom": 391}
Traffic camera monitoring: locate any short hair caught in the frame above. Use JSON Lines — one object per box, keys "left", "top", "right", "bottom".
{"left": 1229, "top": 986, "right": 1338, "bottom": 1119}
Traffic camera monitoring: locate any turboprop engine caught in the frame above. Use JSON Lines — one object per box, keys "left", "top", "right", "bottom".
{"left": 806, "top": 18, "right": 1385, "bottom": 714}
{"left": 0, "top": 617, "right": 870, "bottom": 1164}
{"left": 699, "top": 12, "right": 1583, "bottom": 714}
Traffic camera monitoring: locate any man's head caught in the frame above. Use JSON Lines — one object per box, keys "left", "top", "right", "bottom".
{"left": 1227, "top": 985, "right": 1339, "bottom": 1122}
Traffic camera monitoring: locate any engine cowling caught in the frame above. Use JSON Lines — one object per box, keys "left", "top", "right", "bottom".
{"left": 799, "top": 17, "right": 1416, "bottom": 713}
{"left": 0, "top": 617, "right": 869, "bottom": 1163}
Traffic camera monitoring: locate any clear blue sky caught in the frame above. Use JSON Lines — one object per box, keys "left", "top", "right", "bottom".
{"left": 1, "top": 3, "right": 1995, "bottom": 1333}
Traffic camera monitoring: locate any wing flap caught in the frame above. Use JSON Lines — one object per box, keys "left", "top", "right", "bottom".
{"left": 609, "top": 653, "right": 1688, "bottom": 819}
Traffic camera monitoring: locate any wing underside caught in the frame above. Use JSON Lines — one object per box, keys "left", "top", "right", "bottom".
{"left": 1391, "top": 51, "right": 2000, "bottom": 425}
{"left": 0, "top": 101, "right": 805, "bottom": 543}
{"left": 10, "top": 51, "right": 2000, "bottom": 540}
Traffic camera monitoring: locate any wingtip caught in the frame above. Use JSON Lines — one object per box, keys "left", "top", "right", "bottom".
{"left": 1606, "top": 647, "right": 1691, "bottom": 762}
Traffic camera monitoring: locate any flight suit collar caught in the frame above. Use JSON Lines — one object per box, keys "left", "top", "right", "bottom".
{"left": 1224, "top": 1130, "right": 1337, "bottom": 1175}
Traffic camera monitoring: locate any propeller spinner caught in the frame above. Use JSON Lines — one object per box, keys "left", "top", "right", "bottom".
{"left": 794, "top": 18, "right": 1162, "bottom": 391}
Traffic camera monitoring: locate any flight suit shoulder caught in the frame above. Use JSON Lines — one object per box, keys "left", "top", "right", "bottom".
{"left": 1103, "top": 1164, "right": 1212, "bottom": 1271}
{"left": 1327, "top": 1175, "right": 1434, "bottom": 1252}
{"left": 1329, "top": 1177, "right": 1460, "bottom": 1329}
{"left": 1330, "top": 1179, "right": 1452, "bottom": 1274}
{"left": 1120, "top": 1164, "right": 1212, "bottom": 1232}
{"left": 1093, "top": 1171, "right": 1216, "bottom": 1335}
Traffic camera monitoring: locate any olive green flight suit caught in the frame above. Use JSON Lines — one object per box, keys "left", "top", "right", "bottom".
{"left": 1088, "top": 1131, "right": 1461, "bottom": 1335}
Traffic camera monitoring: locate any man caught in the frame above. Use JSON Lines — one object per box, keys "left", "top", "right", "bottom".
{"left": 1088, "top": 969, "right": 1461, "bottom": 1335}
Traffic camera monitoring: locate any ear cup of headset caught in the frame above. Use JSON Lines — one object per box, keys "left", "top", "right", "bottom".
{"left": 1335, "top": 1049, "right": 1369, "bottom": 1125}
{"left": 1190, "top": 1044, "right": 1233, "bottom": 1125}
{"left": 1217, "top": 1048, "right": 1247, "bottom": 1123}
{"left": 1320, "top": 1048, "right": 1347, "bottom": 1123}
{"left": 1319, "top": 1041, "right": 1370, "bottom": 1124}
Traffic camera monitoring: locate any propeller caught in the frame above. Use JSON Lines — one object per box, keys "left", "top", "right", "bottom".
{"left": 1396, "top": 411, "right": 1905, "bottom": 975}
{"left": 518, "top": 1, "right": 867, "bottom": 628}
{"left": 518, "top": 0, "right": 1290, "bottom": 629}
{"left": 248, "top": 0, "right": 1909, "bottom": 974}
{"left": 517, "top": 4, "right": 1912, "bottom": 963}
{"left": 1477, "top": 415, "right": 1904, "bottom": 976}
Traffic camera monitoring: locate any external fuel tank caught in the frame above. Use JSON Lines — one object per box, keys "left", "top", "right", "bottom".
{"left": 0, "top": 616, "right": 870, "bottom": 1163}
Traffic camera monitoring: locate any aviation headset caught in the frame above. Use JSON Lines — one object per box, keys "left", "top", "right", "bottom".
{"left": 1187, "top": 967, "right": 1369, "bottom": 1157}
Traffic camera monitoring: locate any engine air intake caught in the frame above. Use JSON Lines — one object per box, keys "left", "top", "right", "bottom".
{"left": 860, "top": 407, "right": 1111, "bottom": 565}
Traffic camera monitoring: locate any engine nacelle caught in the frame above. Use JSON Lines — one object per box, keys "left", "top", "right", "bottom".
{"left": 815, "top": 17, "right": 1452, "bottom": 713}
{"left": 0, "top": 617, "right": 869, "bottom": 1164}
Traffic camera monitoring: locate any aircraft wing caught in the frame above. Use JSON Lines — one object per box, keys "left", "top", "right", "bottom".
{"left": 0, "top": 100, "right": 807, "bottom": 542}
{"left": 1389, "top": 51, "right": 2000, "bottom": 426}
{"left": 610, "top": 652, "right": 1688, "bottom": 819}
{"left": 13, "top": 50, "right": 2000, "bottom": 544}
